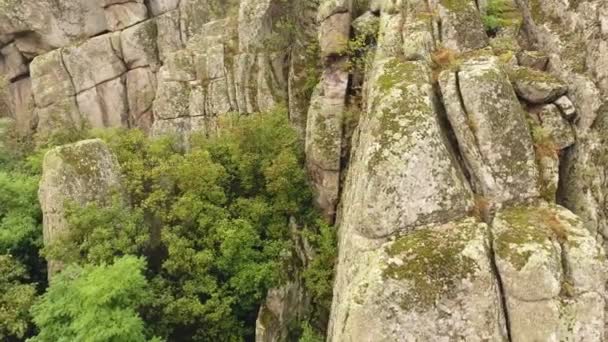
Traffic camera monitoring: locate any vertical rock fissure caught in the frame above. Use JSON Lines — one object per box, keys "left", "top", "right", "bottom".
{"left": 487, "top": 224, "right": 513, "bottom": 342}
{"left": 59, "top": 48, "right": 77, "bottom": 93}
{"left": 473, "top": 0, "right": 481, "bottom": 12}
{"left": 558, "top": 239, "right": 572, "bottom": 298}
{"left": 59, "top": 48, "right": 83, "bottom": 122}
{"left": 555, "top": 145, "right": 574, "bottom": 208}
{"left": 177, "top": 0, "right": 184, "bottom": 48}
{"left": 437, "top": 16, "right": 444, "bottom": 43}
{"left": 454, "top": 69, "right": 493, "bottom": 171}
{"left": 434, "top": 85, "right": 474, "bottom": 188}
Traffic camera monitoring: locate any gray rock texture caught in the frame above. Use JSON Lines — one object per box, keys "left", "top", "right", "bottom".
{"left": 38, "top": 139, "right": 122, "bottom": 278}
{"left": 4, "top": 0, "right": 608, "bottom": 340}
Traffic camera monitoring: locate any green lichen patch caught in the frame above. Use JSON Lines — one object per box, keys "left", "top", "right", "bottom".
{"left": 440, "top": 0, "right": 474, "bottom": 12}
{"left": 509, "top": 66, "right": 564, "bottom": 85}
{"left": 57, "top": 141, "right": 107, "bottom": 176}
{"left": 383, "top": 221, "right": 480, "bottom": 311}
{"left": 312, "top": 112, "right": 340, "bottom": 162}
{"left": 490, "top": 36, "right": 519, "bottom": 57}
{"left": 495, "top": 205, "right": 577, "bottom": 270}
{"left": 376, "top": 59, "right": 427, "bottom": 93}
{"left": 368, "top": 60, "right": 433, "bottom": 172}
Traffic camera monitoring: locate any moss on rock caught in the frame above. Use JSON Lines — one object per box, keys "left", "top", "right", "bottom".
{"left": 494, "top": 204, "right": 579, "bottom": 270}
{"left": 383, "top": 220, "right": 480, "bottom": 310}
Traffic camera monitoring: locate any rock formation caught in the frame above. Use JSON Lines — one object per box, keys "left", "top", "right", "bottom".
{"left": 38, "top": 139, "right": 121, "bottom": 278}
{"left": 5, "top": 0, "right": 608, "bottom": 340}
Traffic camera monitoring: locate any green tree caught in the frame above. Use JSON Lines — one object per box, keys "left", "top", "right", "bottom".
{"left": 30, "top": 256, "right": 155, "bottom": 342}
{"left": 0, "top": 255, "right": 37, "bottom": 341}
{"left": 0, "top": 171, "right": 46, "bottom": 284}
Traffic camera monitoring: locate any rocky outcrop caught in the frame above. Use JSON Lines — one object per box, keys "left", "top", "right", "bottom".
{"left": 305, "top": 0, "right": 351, "bottom": 221}
{"left": 329, "top": 0, "right": 607, "bottom": 341}
{"left": 439, "top": 57, "right": 539, "bottom": 205}
{"left": 255, "top": 279, "right": 307, "bottom": 342}
{"left": 38, "top": 139, "right": 121, "bottom": 278}
{"left": 514, "top": 0, "right": 608, "bottom": 250}
{"left": 330, "top": 218, "right": 506, "bottom": 341}
{"left": 0, "top": 0, "right": 319, "bottom": 143}
{"left": 493, "top": 203, "right": 607, "bottom": 341}
{"left": 6, "top": 0, "right": 608, "bottom": 340}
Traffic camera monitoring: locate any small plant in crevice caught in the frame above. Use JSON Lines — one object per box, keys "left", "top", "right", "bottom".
{"left": 344, "top": 18, "right": 378, "bottom": 74}
{"left": 482, "top": 0, "right": 522, "bottom": 36}
{"left": 531, "top": 125, "right": 559, "bottom": 160}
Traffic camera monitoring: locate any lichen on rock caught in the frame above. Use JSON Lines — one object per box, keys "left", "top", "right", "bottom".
{"left": 38, "top": 139, "right": 122, "bottom": 279}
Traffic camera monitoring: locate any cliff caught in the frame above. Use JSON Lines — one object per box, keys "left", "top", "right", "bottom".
{"left": 2, "top": 0, "right": 608, "bottom": 340}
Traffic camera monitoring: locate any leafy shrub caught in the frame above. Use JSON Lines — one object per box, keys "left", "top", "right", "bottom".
{"left": 0, "top": 255, "right": 37, "bottom": 341}
{"left": 30, "top": 256, "right": 155, "bottom": 342}
{"left": 302, "top": 221, "right": 337, "bottom": 324}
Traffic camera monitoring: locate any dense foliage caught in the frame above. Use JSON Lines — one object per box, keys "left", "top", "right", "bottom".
{"left": 0, "top": 110, "right": 336, "bottom": 341}
{"left": 0, "top": 119, "right": 45, "bottom": 341}
{"left": 30, "top": 256, "right": 155, "bottom": 342}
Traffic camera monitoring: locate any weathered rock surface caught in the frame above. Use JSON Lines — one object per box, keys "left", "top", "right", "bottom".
{"left": 344, "top": 56, "right": 473, "bottom": 239}
{"left": 515, "top": 0, "right": 608, "bottom": 253}
{"left": 328, "top": 1, "right": 608, "bottom": 340}
{"left": 330, "top": 219, "right": 506, "bottom": 341}
{"left": 439, "top": 57, "right": 540, "bottom": 204}
{"left": 255, "top": 279, "right": 308, "bottom": 342}
{"left": 434, "top": 0, "right": 489, "bottom": 53}
{"left": 531, "top": 104, "right": 575, "bottom": 150}
{"left": 0, "top": 0, "right": 317, "bottom": 141}
{"left": 38, "top": 139, "right": 122, "bottom": 278}
{"left": 493, "top": 203, "right": 607, "bottom": 341}
{"left": 510, "top": 66, "right": 568, "bottom": 104}
{"left": 517, "top": 50, "right": 549, "bottom": 71}
{"left": 4, "top": 0, "right": 608, "bottom": 340}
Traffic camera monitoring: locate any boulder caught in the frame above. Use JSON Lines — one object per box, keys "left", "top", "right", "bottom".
{"left": 517, "top": 50, "right": 549, "bottom": 71}
{"left": 0, "top": 0, "right": 107, "bottom": 49}
{"left": 318, "top": 11, "right": 351, "bottom": 58}
{"left": 436, "top": 0, "right": 489, "bottom": 53}
{"left": 4, "top": 77, "right": 35, "bottom": 136}
{"left": 153, "top": 81, "right": 191, "bottom": 120}
{"left": 554, "top": 95, "right": 577, "bottom": 121}
{"left": 510, "top": 66, "right": 568, "bottom": 104}
{"left": 533, "top": 104, "right": 575, "bottom": 150}
{"left": 305, "top": 63, "right": 348, "bottom": 221}
{"left": 120, "top": 20, "right": 160, "bottom": 70}
{"left": 155, "top": 10, "right": 184, "bottom": 62}
{"left": 179, "top": 0, "right": 239, "bottom": 42}
{"left": 149, "top": 0, "right": 180, "bottom": 16}
{"left": 38, "top": 139, "right": 122, "bottom": 278}
{"left": 159, "top": 50, "right": 196, "bottom": 82}
{"left": 76, "top": 77, "right": 128, "bottom": 129}
{"left": 0, "top": 43, "right": 28, "bottom": 80}
{"left": 329, "top": 219, "right": 506, "bottom": 341}
{"left": 126, "top": 67, "right": 157, "bottom": 121}
{"left": 492, "top": 204, "right": 607, "bottom": 341}
{"left": 34, "top": 97, "right": 82, "bottom": 139}
{"left": 255, "top": 280, "right": 307, "bottom": 342}
{"left": 439, "top": 57, "right": 540, "bottom": 204}
{"left": 343, "top": 57, "right": 473, "bottom": 239}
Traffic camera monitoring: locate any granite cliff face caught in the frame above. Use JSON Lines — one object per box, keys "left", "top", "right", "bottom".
{"left": 3, "top": 0, "right": 608, "bottom": 340}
